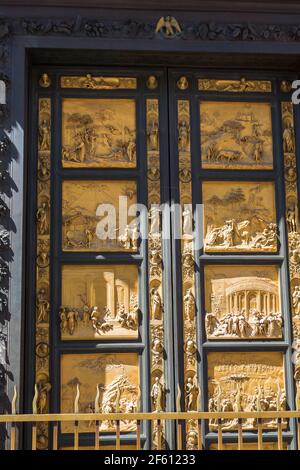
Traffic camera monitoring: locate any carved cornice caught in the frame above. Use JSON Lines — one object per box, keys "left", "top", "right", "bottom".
{"left": 1, "top": 16, "right": 300, "bottom": 42}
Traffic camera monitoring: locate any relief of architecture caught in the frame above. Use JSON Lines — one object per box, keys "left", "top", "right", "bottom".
{"left": 198, "top": 78, "right": 271, "bottom": 93}
{"left": 62, "top": 180, "right": 138, "bottom": 251}
{"left": 208, "top": 352, "right": 286, "bottom": 431}
{"left": 200, "top": 102, "right": 273, "bottom": 170}
{"left": 203, "top": 181, "right": 278, "bottom": 252}
{"left": 60, "top": 265, "right": 139, "bottom": 340}
{"left": 205, "top": 265, "right": 282, "bottom": 340}
{"left": 62, "top": 98, "right": 136, "bottom": 168}
{"left": 60, "top": 353, "right": 139, "bottom": 433}
{"left": 60, "top": 75, "right": 137, "bottom": 90}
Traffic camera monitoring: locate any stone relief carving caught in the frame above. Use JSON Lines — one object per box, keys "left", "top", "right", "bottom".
{"left": 199, "top": 78, "right": 271, "bottom": 93}
{"left": 151, "top": 376, "right": 166, "bottom": 412}
{"left": 155, "top": 16, "right": 182, "bottom": 38}
{"left": 208, "top": 352, "right": 286, "bottom": 431}
{"left": 205, "top": 266, "right": 283, "bottom": 340}
{"left": 203, "top": 181, "right": 278, "bottom": 252}
{"left": 200, "top": 102, "right": 273, "bottom": 170}
{"left": 61, "top": 74, "right": 136, "bottom": 90}
{"left": 62, "top": 98, "right": 136, "bottom": 168}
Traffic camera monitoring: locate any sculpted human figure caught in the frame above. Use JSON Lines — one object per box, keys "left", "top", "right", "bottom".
{"left": 283, "top": 122, "right": 295, "bottom": 153}
{"left": 149, "top": 206, "right": 161, "bottom": 235}
{"left": 178, "top": 119, "right": 189, "bottom": 151}
{"left": 293, "top": 286, "right": 300, "bottom": 316}
{"left": 36, "top": 202, "right": 49, "bottom": 235}
{"left": 182, "top": 206, "right": 193, "bottom": 237}
{"left": 67, "top": 309, "right": 78, "bottom": 335}
{"left": 36, "top": 288, "right": 49, "bottom": 323}
{"left": 126, "top": 139, "right": 136, "bottom": 162}
{"left": 148, "top": 121, "right": 159, "bottom": 150}
{"left": 184, "top": 288, "right": 195, "bottom": 321}
{"left": 59, "top": 306, "right": 68, "bottom": 333}
{"left": 151, "top": 287, "right": 162, "bottom": 320}
{"left": 287, "top": 205, "right": 297, "bottom": 233}
{"left": 151, "top": 376, "right": 165, "bottom": 412}
{"left": 39, "top": 120, "right": 50, "bottom": 150}
{"left": 185, "top": 377, "right": 199, "bottom": 411}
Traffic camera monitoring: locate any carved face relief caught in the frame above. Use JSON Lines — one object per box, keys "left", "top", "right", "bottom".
{"left": 204, "top": 265, "right": 282, "bottom": 340}
{"left": 203, "top": 181, "right": 277, "bottom": 253}
{"left": 200, "top": 102, "right": 273, "bottom": 170}
{"left": 207, "top": 351, "right": 285, "bottom": 431}
{"left": 61, "top": 353, "right": 139, "bottom": 433}
{"left": 62, "top": 180, "right": 137, "bottom": 252}
{"left": 62, "top": 98, "right": 136, "bottom": 168}
{"left": 60, "top": 265, "right": 139, "bottom": 340}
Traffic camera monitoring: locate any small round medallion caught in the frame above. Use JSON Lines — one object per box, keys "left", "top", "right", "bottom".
{"left": 177, "top": 76, "right": 189, "bottom": 90}
{"left": 147, "top": 75, "right": 158, "bottom": 89}
{"left": 39, "top": 73, "right": 51, "bottom": 88}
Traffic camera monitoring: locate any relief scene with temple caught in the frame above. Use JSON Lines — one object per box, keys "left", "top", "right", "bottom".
{"left": 59, "top": 265, "right": 139, "bottom": 340}
{"left": 205, "top": 265, "right": 282, "bottom": 340}
{"left": 200, "top": 102, "right": 273, "bottom": 170}
{"left": 62, "top": 98, "right": 136, "bottom": 168}
{"left": 203, "top": 181, "right": 278, "bottom": 252}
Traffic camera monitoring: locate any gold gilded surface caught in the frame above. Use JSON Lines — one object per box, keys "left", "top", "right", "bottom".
{"left": 200, "top": 101, "right": 273, "bottom": 170}
{"left": 61, "top": 353, "right": 139, "bottom": 433}
{"left": 62, "top": 98, "right": 136, "bottom": 168}
{"left": 199, "top": 78, "right": 271, "bottom": 93}
{"left": 205, "top": 265, "right": 282, "bottom": 340}
{"left": 61, "top": 75, "right": 137, "bottom": 89}
{"left": 36, "top": 97, "right": 52, "bottom": 449}
{"left": 62, "top": 180, "right": 137, "bottom": 252}
{"left": 203, "top": 181, "right": 277, "bottom": 253}
{"left": 60, "top": 265, "right": 139, "bottom": 340}
{"left": 208, "top": 352, "right": 286, "bottom": 431}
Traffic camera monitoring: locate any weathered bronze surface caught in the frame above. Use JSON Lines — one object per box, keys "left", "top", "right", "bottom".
{"left": 205, "top": 265, "right": 282, "bottom": 340}
{"left": 200, "top": 101, "right": 273, "bottom": 170}
{"left": 62, "top": 180, "right": 137, "bottom": 252}
{"left": 62, "top": 98, "right": 136, "bottom": 168}
{"left": 208, "top": 351, "right": 286, "bottom": 431}
{"left": 203, "top": 181, "right": 277, "bottom": 252}
{"left": 61, "top": 353, "right": 139, "bottom": 433}
{"left": 60, "top": 265, "right": 139, "bottom": 340}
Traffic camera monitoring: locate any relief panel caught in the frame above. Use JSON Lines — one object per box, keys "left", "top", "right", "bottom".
{"left": 61, "top": 75, "right": 137, "bottom": 90}
{"left": 205, "top": 265, "right": 282, "bottom": 340}
{"left": 200, "top": 102, "right": 273, "bottom": 170}
{"left": 62, "top": 180, "right": 137, "bottom": 252}
{"left": 62, "top": 98, "right": 136, "bottom": 168}
{"left": 208, "top": 352, "right": 286, "bottom": 431}
{"left": 60, "top": 265, "right": 139, "bottom": 340}
{"left": 203, "top": 181, "right": 277, "bottom": 253}
{"left": 61, "top": 353, "right": 139, "bottom": 433}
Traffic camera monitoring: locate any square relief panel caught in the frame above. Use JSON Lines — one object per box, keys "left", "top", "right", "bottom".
{"left": 62, "top": 98, "right": 136, "bottom": 168}
{"left": 200, "top": 101, "right": 273, "bottom": 170}
{"left": 207, "top": 351, "right": 286, "bottom": 431}
{"left": 60, "top": 264, "right": 139, "bottom": 340}
{"left": 62, "top": 180, "right": 137, "bottom": 252}
{"left": 61, "top": 352, "right": 139, "bottom": 433}
{"left": 203, "top": 181, "right": 277, "bottom": 253}
{"left": 204, "top": 265, "right": 282, "bottom": 340}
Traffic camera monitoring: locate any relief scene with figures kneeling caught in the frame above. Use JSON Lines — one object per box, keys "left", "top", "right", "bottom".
{"left": 62, "top": 180, "right": 138, "bottom": 252}
{"left": 61, "top": 353, "right": 139, "bottom": 433}
{"left": 203, "top": 181, "right": 277, "bottom": 252}
{"left": 59, "top": 265, "right": 139, "bottom": 340}
{"left": 62, "top": 98, "right": 136, "bottom": 168}
{"left": 200, "top": 102, "right": 273, "bottom": 170}
{"left": 205, "top": 265, "right": 282, "bottom": 340}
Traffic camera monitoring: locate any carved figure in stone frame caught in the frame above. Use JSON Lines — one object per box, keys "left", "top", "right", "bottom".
{"left": 182, "top": 206, "right": 193, "bottom": 238}
{"left": 184, "top": 335, "right": 197, "bottom": 364}
{"left": 283, "top": 122, "right": 295, "bottom": 153}
{"left": 150, "top": 287, "right": 162, "bottom": 320}
{"left": 38, "top": 155, "right": 50, "bottom": 181}
{"left": 149, "top": 206, "right": 161, "bottom": 235}
{"left": 67, "top": 308, "right": 79, "bottom": 335}
{"left": 37, "top": 379, "right": 52, "bottom": 414}
{"left": 39, "top": 119, "right": 50, "bottom": 151}
{"left": 151, "top": 327, "right": 164, "bottom": 364}
{"left": 293, "top": 286, "right": 300, "bottom": 316}
{"left": 59, "top": 306, "right": 68, "bottom": 333}
{"left": 149, "top": 249, "right": 162, "bottom": 277}
{"left": 186, "top": 430, "right": 198, "bottom": 450}
{"left": 185, "top": 377, "right": 199, "bottom": 411}
{"left": 146, "top": 75, "right": 158, "bottom": 90}
{"left": 151, "top": 376, "right": 165, "bottom": 412}
{"left": 36, "top": 202, "right": 49, "bottom": 235}
{"left": 36, "top": 288, "right": 49, "bottom": 323}
{"left": 178, "top": 119, "right": 190, "bottom": 152}
{"left": 148, "top": 120, "right": 159, "bottom": 151}
{"left": 287, "top": 205, "right": 298, "bottom": 233}
{"left": 184, "top": 288, "right": 196, "bottom": 321}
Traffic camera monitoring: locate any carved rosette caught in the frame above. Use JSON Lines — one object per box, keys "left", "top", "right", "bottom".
{"left": 147, "top": 99, "right": 166, "bottom": 446}
{"left": 281, "top": 101, "right": 300, "bottom": 406}
{"left": 178, "top": 100, "right": 200, "bottom": 447}
{"left": 35, "top": 97, "right": 51, "bottom": 449}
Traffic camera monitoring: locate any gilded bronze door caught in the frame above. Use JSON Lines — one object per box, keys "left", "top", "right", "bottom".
{"left": 26, "top": 68, "right": 299, "bottom": 450}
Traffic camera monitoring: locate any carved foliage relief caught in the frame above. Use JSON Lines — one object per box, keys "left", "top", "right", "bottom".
{"left": 208, "top": 352, "right": 286, "bottom": 431}
{"left": 62, "top": 180, "right": 137, "bottom": 252}
{"left": 204, "top": 265, "right": 282, "bottom": 340}
{"left": 60, "top": 265, "right": 139, "bottom": 340}
{"left": 60, "top": 353, "right": 139, "bottom": 433}
{"left": 203, "top": 181, "right": 277, "bottom": 253}
{"left": 200, "top": 102, "right": 273, "bottom": 170}
{"left": 62, "top": 98, "right": 136, "bottom": 168}
{"left": 36, "top": 98, "right": 51, "bottom": 449}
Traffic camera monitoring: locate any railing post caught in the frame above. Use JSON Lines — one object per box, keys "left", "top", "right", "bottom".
{"left": 115, "top": 386, "right": 121, "bottom": 450}
{"left": 74, "top": 384, "right": 80, "bottom": 450}
{"left": 94, "top": 384, "right": 100, "bottom": 450}
{"left": 176, "top": 385, "right": 182, "bottom": 450}
{"left": 136, "top": 386, "right": 141, "bottom": 451}
{"left": 31, "top": 384, "right": 38, "bottom": 450}
{"left": 10, "top": 386, "right": 17, "bottom": 451}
